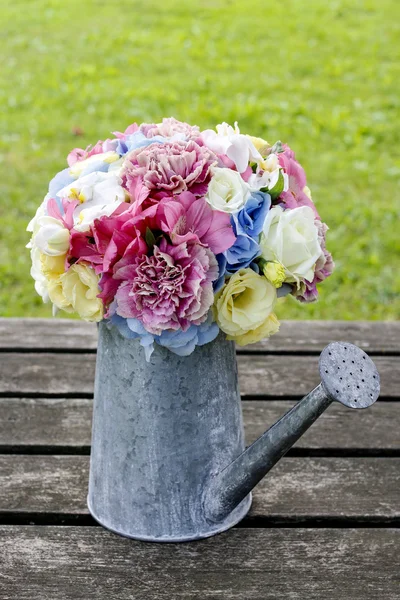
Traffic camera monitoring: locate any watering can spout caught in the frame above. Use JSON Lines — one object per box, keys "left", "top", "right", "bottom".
{"left": 203, "top": 342, "right": 380, "bottom": 524}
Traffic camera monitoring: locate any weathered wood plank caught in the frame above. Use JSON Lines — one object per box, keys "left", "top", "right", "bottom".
{"left": 0, "top": 455, "right": 398, "bottom": 520}
{"left": 0, "top": 352, "right": 397, "bottom": 397}
{"left": 0, "top": 526, "right": 398, "bottom": 599}
{"left": 1, "top": 318, "right": 399, "bottom": 353}
{"left": 0, "top": 397, "right": 399, "bottom": 451}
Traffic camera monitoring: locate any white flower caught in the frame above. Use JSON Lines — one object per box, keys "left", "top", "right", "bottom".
{"left": 57, "top": 171, "right": 127, "bottom": 231}
{"left": 201, "top": 122, "right": 262, "bottom": 173}
{"left": 206, "top": 167, "right": 250, "bottom": 213}
{"left": 248, "top": 153, "right": 288, "bottom": 193}
{"left": 73, "top": 202, "right": 123, "bottom": 232}
{"left": 260, "top": 206, "right": 323, "bottom": 285}
{"left": 68, "top": 151, "right": 120, "bottom": 178}
{"left": 29, "top": 245, "right": 50, "bottom": 302}
{"left": 33, "top": 216, "right": 70, "bottom": 256}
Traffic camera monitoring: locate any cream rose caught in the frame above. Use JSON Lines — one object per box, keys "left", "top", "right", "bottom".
{"left": 260, "top": 206, "right": 323, "bottom": 286}
{"left": 206, "top": 167, "right": 250, "bottom": 213}
{"left": 214, "top": 268, "right": 278, "bottom": 345}
{"left": 47, "top": 264, "right": 104, "bottom": 321}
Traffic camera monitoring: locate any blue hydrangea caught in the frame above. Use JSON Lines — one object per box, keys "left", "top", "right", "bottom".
{"left": 108, "top": 311, "right": 219, "bottom": 361}
{"left": 233, "top": 191, "right": 271, "bottom": 238}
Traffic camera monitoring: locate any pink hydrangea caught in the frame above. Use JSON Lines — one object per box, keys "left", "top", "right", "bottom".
{"left": 278, "top": 146, "right": 320, "bottom": 219}
{"left": 140, "top": 118, "right": 200, "bottom": 140}
{"left": 123, "top": 140, "right": 217, "bottom": 203}
{"left": 114, "top": 238, "right": 218, "bottom": 335}
{"left": 294, "top": 221, "right": 334, "bottom": 302}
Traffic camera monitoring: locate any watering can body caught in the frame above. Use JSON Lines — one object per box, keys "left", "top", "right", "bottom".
{"left": 88, "top": 322, "right": 251, "bottom": 541}
{"left": 88, "top": 322, "right": 380, "bottom": 542}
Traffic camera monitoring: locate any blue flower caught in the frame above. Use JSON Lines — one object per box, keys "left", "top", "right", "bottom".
{"left": 213, "top": 254, "right": 227, "bottom": 292}
{"left": 48, "top": 168, "right": 75, "bottom": 197}
{"left": 107, "top": 311, "right": 219, "bottom": 360}
{"left": 225, "top": 226, "right": 261, "bottom": 273}
{"left": 233, "top": 191, "right": 271, "bottom": 239}
{"left": 116, "top": 131, "right": 168, "bottom": 155}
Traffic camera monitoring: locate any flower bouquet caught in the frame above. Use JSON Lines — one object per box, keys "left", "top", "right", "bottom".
{"left": 27, "top": 118, "right": 334, "bottom": 359}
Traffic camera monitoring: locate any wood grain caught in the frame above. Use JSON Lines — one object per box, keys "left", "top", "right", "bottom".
{"left": 0, "top": 352, "right": 397, "bottom": 397}
{"left": 0, "top": 397, "right": 399, "bottom": 451}
{"left": 0, "top": 526, "right": 399, "bottom": 599}
{"left": 0, "top": 455, "right": 398, "bottom": 521}
{"left": 1, "top": 318, "right": 399, "bottom": 353}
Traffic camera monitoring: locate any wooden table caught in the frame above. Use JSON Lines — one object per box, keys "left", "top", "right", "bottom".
{"left": 0, "top": 318, "right": 399, "bottom": 599}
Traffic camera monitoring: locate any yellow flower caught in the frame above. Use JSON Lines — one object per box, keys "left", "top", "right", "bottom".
{"left": 234, "top": 313, "right": 280, "bottom": 346}
{"left": 246, "top": 135, "right": 270, "bottom": 155}
{"left": 214, "top": 268, "right": 279, "bottom": 346}
{"left": 59, "top": 264, "right": 104, "bottom": 322}
{"left": 262, "top": 261, "right": 286, "bottom": 288}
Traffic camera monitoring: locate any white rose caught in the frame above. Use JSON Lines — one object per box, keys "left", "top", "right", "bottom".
{"left": 260, "top": 206, "right": 323, "bottom": 285}
{"left": 68, "top": 151, "right": 120, "bottom": 178}
{"left": 33, "top": 216, "right": 70, "bottom": 256}
{"left": 201, "top": 122, "right": 262, "bottom": 173}
{"left": 206, "top": 167, "right": 250, "bottom": 213}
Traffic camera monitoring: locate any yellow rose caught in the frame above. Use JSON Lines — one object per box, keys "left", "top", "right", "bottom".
{"left": 59, "top": 264, "right": 104, "bottom": 322}
{"left": 214, "top": 268, "right": 279, "bottom": 346}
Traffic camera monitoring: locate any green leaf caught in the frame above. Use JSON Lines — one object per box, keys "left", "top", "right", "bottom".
{"left": 145, "top": 227, "right": 156, "bottom": 251}
{"left": 269, "top": 170, "right": 285, "bottom": 200}
{"left": 270, "top": 140, "right": 284, "bottom": 154}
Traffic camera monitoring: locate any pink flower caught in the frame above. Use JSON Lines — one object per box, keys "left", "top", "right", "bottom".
{"left": 158, "top": 191, "right": 236, "bottom": 254}
{"left": 69, "top": 204, "right": 150, "bottom": 307}
{"left": 123, "top": 140, "right": 217, "bottom": 203}
{"left": 67, "top": 139, "right": 117, "bottom": 167}
{"left": 278, "top": 146, "right": 320, "bottom": 219}
{"left": 140, "top": 118, "right": 200, "bottom": 140}
{"left": 294, "top": 221, "right": 334, "bottom": 302}
{"left": 114, "top": 238, "right": 218, "bottom": 335}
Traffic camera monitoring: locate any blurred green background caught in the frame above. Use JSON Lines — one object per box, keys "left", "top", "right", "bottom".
{"left": 1, "top": 0, "right": 399, "bottom": 320}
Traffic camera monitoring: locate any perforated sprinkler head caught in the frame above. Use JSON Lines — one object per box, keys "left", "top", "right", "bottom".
{"left": 319, "top": 342, "right": 380, "bottom": 409}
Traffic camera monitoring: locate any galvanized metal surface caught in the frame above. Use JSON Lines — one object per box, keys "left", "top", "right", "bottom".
{"left": 88, "top": 325, "right": 381, "bottom": 542}
{"left": 88, "top": 323, "right": 251, "bottom": 542}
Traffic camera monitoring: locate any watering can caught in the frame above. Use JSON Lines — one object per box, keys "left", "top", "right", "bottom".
{"left": 88, "top": 322, "right": 380, "bottom": 542}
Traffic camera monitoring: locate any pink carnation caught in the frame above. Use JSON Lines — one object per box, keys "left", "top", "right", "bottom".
{"left": 140, "top": 118, "right": 200, "bottom": 140}
{"left": 114, "top": 238, "right": 218, "bottom": 335}
{"left": 123, "top": 140, "right": 217, "bottom": 203}
{"left": 278, "top": 146, "right": 320, "bottom": 219}
{"left": 294, "top": 221, "right": 334, "bottom": 302}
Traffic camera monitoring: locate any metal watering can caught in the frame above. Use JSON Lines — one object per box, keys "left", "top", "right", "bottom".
{"left": 88, "top": 322, "right": 380, "bottom": 542}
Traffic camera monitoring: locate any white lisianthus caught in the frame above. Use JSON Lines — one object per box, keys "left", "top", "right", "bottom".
{"left": 33, "top": 216, "right": 70, "bottom": 256}
{"left": 68, "top": 151, "right": 120, "bottom": 178}
{"left": 260, "top": 206, "right": 324, "bottom": 286}
{"left": 206, "top": 167, "right": 250, "bottom": 213}
{"left": 248, "top": 153, "right": 288, "bottom": 193}
{"left": 26, "top": 200, "right": 46, "bottom": 238}
{"left": 201, "top": 122, "right": 262, "bottom": 173}
{"left": 57, "top": 172, "right": 127, "bottom": 230}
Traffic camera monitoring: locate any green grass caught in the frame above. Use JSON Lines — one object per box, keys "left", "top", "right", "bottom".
{"left": 1, "top": 0, "right": 399, "bottom": 320}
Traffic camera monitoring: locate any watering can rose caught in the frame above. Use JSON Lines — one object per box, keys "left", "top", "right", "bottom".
{"left": 27, "top": 117, "right": 334, "bottom": 358}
